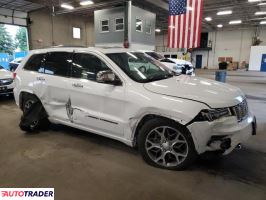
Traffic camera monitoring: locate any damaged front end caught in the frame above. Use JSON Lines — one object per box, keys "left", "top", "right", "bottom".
{"left": 186, "top": 99, "right": 257, "bottom": 155}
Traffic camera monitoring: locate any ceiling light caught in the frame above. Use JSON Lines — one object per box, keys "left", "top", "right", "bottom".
{"left": 217, "top": 10, "right": 232, "bottom": 15}
{"left": 258, "top": 2, "right": 266, "bottom": 5}
{"left": 255, "top": 11, "right": 266, "bottom": 15}
{"left": 205, "top": 17, "right": 212, "bottom": 21}
{"left": 155, "top": 28, "right": 161, "bottom": 32}
{"left": 248, "top": 0, "right": 261, "bottom": 2}
{"left": 61, "top": 3, "right": 74, "bottom": 9}
{"left": 229, "top": 20, "right": 242, "bottom": 24}
{"left": 80, "top": 1, "right": 94, "bottom": 6}
{"left": 260, "top": 21, "right": 266, "bottom": 24}
{"left": 217, "top": 24, "right": 223, "bottom": 28}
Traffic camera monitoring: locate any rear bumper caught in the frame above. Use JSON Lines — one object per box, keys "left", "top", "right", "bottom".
{"left": 187, "top": 113, "right": 256, "bottom": 154}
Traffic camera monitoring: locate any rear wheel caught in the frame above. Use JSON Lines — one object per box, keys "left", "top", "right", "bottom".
{"left": 138, "top": 118, "right": 197, "bottom": 170}
{"left": 20, "top": 95, "right": 50, "bottom": 132}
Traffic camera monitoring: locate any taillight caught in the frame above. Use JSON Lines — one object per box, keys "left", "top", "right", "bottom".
{"left": 13, "top": 72, "right": 17, "bottom": 79}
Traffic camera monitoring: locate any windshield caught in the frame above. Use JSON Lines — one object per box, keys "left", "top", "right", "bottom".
{"left": 106, "top": 52, "right": 173, "bottom": 83}
{"left": 145, "top": 52, "right": 164, "bottom": 60}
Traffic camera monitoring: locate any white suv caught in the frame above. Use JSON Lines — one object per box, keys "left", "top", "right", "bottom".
{"left": 14, "top": 47, "right": 256, "bottom": 170}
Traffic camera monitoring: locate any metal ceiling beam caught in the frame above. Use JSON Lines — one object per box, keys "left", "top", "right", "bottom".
{"left": 26, "top": 0, "right": 51, "bottom": 7}
{"left": 54, "top": 0, "right": 125, "bottom": 15}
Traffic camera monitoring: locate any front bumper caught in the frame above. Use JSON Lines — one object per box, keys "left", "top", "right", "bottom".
{"left": 187, "top": 113, "right": 256, "bottom": 155}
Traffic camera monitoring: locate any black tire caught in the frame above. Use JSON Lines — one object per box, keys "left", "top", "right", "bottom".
{"left": 20, "top": 95, "right": 50, "bottom": 132}
{"left": 138, "top": 118, "right": 197, "bottom": 170}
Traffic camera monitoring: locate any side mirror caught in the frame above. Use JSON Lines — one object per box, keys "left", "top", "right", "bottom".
{"left": 96, "top": 70, "right": 122, "bottom": 86}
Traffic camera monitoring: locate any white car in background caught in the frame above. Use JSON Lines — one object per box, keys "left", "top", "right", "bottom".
{"left": 14, "top": 47, "right": 256, "bottom": 170}
{"left": 9, "top": 57, "right": 23, "bottom": 72}
{"left": 0, "top": 65, "right": 14, "bottom": 96}
{"left": 160, "top": 58, "right": 194, "bottom": 75}
{"left": 142, "top": 51, "right": 195, "bottom": 75}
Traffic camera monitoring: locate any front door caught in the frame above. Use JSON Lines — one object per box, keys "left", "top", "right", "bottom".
{"left": 68, "top": 52, "right": 125, "bottom": 137}
{"left": 261, "top": 54, "right": 266, "bottom": 72}
{"left": 196, "top": 55, "right": 203, "bottom": 69}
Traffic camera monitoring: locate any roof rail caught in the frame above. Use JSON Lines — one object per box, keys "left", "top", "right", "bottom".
{"left": 51, "top": 45, "right": 88, "bottom": 48}
{"left": 95, "top": 46, "right": 125, "bottom": 49}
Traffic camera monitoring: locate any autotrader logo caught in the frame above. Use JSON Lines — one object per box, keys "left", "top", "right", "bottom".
{"left": 0, "top": 188, "right": 54, "bottom": 200}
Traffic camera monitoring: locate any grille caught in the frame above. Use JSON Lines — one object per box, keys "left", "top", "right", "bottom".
{"left": 230, "top": 99, "right": 248, "bottom": 122}
{"left": 0, "top": 79, "right": 13, "bottom": 86}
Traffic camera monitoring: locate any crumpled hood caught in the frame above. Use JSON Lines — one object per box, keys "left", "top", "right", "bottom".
{"left": 143, "top": 75, "right": 245, "bottom": 108}
{"left": 0, "top": 69, "right": 12, "bottom": 79}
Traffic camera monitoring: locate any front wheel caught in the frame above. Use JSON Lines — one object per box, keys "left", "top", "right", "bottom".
{"left": 138, "top": 118, "right": 197, "bottom": 170}
{"left": 20, "top": 95, "right": 50, "bottom": 132}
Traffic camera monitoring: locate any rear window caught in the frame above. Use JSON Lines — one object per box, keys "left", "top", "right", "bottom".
{"left": 160, "top": 59, "right": 175, "bottom": 64}
{"left": 171, "top": 55, "right": 178, "bottom": 59}
{"left": 24, "top": 54, "right": 45, "bottom": 73}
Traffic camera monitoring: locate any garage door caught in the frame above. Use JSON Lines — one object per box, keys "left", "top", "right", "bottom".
{"left": 0, "top": 8, "right": 27, "bottom": 26}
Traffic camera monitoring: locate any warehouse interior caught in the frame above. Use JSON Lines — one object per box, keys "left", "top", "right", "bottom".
{"left": 0, "top": 0, "right": 266, "bottom": 200}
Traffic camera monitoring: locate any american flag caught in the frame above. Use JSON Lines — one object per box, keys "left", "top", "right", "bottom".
{"left": 168, "top": 0, "right": 203, "bottom": 49}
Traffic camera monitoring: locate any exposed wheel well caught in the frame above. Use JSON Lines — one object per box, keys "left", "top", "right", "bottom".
{"left": 133, "top": 114, "right": 187, "bottom": 147}
{"left": 19, "top": 92, "right": 39, "bottom": 110}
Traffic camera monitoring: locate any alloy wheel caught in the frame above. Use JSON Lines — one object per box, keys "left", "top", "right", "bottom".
{"left": 145, "top": 126, "right": 189, "bottom": 167}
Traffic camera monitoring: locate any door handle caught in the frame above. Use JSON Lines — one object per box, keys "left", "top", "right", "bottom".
{"left": 72, "top": 83, "right": 84, "bottom": 88}
{"left": 37, "top": 76, "right": 45, "bottom": 81}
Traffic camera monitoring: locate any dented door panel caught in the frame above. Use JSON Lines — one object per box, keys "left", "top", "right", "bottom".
{"left": 40, "top": 75, "right": 71, "bottom": 121}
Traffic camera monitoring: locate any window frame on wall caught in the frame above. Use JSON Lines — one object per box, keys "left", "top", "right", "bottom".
{"left": 115, "top": 17, "right": 124, "bottom": 32}
{"left": 73, "top": 27, "right": 81, "bottom": 39}
{"left": 136, "top": 17, "right": 143, "bottom": 32}
{"left": 100, "top": 19, "right": 110, "bottom": 33}
{"left": 145, "top": 21, "right": 152, "bottom": 35}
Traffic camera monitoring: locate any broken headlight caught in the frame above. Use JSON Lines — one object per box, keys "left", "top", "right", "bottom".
{"left": 195, "top": 108, "right": 231, "bottom": 122}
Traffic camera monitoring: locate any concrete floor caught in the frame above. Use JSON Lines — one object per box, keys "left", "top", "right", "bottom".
{"left": 0, "top": 70, "right": 266, "bottom": 200}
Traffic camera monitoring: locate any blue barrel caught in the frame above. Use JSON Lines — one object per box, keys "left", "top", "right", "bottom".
{"left": 215, "top": 70, "right": 227, "bottom": 83}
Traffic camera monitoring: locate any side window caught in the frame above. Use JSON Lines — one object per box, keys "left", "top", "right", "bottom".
{"left": 115, "top": 18, "right": 124, "bottom": 31}
{"left": 72, "top": 53, "right": 110, "bottom": 81}
{"left": 24, "top": 54, "right": 45, "bottom": 73}
{"left": 145, "top": 21, "right": 152, "bottom": 34}
{"left": 100, "top": 19, "right": 109, "bottom": 32}
{"left": 136, "top": 18, "right": 143, "bottom": 32}
{"left": 43, "top": 52, "right": 72, "bottom": 77}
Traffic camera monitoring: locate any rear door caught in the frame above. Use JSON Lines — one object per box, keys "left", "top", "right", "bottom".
{"left": 19, "top": 53, "right": 46, "bottom": 100}
{"left": 68, "top": 52, "right": 126, "bottom": 137}
{"left": 40, "top": 51, "right": 73, "bottom": 121}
